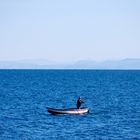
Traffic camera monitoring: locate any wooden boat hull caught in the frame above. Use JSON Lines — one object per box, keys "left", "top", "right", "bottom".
{"left": 47, "top": 107, "right": 89, "bottom": 115}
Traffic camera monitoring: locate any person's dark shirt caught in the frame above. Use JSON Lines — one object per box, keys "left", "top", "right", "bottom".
{"left": 76, "top": 98, "right": 84, "bottom": 109}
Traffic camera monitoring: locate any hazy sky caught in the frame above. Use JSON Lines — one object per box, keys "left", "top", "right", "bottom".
{"left": 0, "top": 0, "right": 140, "bottom": 62}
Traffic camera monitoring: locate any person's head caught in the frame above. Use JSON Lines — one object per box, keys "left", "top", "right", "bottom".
{"left": 79, "top": 96, "right": 81, "bottom": 99}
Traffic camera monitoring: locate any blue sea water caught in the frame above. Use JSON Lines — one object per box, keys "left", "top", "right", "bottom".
{"left": 0, "top": 70, "right": 140, "bottom": 140}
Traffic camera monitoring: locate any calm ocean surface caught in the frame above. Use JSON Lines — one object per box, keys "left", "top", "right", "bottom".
{"left": 0, "top": 70, "right": 140, "bottom": 140}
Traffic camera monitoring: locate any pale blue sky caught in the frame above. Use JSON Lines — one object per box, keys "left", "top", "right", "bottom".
{"left": 0, "top": 0, "right": 140, "bottom": 62}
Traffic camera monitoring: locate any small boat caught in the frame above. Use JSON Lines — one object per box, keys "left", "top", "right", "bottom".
{"left": 47, "top": 107, "right": 89, "bottom": 115}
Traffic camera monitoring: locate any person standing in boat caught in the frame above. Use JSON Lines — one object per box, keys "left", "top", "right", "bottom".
{"left": 76, "top": 97, "right": 84, "bottom": 109}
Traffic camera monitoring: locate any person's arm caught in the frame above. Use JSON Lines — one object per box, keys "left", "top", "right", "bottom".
{"left": 80, "top": 99, "right": 84, "bottom": 103}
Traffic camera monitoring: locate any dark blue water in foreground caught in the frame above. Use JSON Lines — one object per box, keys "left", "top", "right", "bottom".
{"left": 0, "top": 70, "right": 140, "bottom": 140}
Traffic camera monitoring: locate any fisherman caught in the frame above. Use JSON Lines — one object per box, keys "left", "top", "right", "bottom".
{"left": 76, "top": 97, "right": 84, "bottom": 109}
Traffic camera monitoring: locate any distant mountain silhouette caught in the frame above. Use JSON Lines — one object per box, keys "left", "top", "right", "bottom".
{"left": 0, "top": 58, "right": 140, "bottom": 69}
{"left": 70, "top": 59, "right": 140, "bottom": 69}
